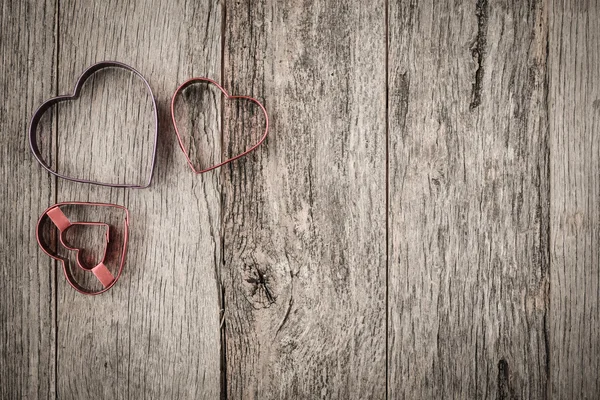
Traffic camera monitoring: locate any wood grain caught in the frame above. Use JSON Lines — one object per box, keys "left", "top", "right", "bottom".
{"left": 0, "top": 1, "right": 57, "bottom": 398}
{"left": 549, "top": 0, "right": 600, "bottom": 397}
{"left": 53, "top": 0, "right": 222, "bottom": 398}
{"left": 221, "top": 0, "right": 387, "bottom": 398}
{"left": 3, "top": 0, "right": 600, "bottom": 398}
{"left": 387, "top": 0, "right": 549, "bottom": 398}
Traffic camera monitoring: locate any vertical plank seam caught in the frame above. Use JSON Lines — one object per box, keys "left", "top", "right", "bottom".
{"left": 219, "top": 0, "right": 227, "bottom": 398}
{"left": 384, "top": 0, "right": 390, "bottom": 398}
{"left": 544, "top": 3, "right": 551, "bottom": 397}
{"left": 53, "top": 0, "right": 60, "bottom": 398}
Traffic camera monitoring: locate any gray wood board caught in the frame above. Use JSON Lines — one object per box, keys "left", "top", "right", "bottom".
{"left": 221, "top": 0, "right": 387, "bottom": 398}
{"left": 53, "top": 1, "right": 222, "bottom": 398}
{"left": 549, "top": 0, "right": 600, "bottom": 397}
{"left": 0, "top": 0, "right": 57, "bottom": 398}
{"left": 387, "top": 0, "right": 549, "bottom": 398}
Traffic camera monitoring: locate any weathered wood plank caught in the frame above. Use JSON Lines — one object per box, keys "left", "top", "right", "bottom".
{"left": 549, "top": 0, "right": 600, "bottom": 397}
{"left": 222, "top": 1, "right": 387, "bottom": 398}
{"left": 7, "top": 1, "right": 600, "bottom": 397}
{"left": 54, "top": 1, "right": 222, "bottom": 398}
{"left": 387, "top": 0, "right": 549, "bottom": 398}
{"left": 0, "top": 1, "right": 57, "bottom": 398}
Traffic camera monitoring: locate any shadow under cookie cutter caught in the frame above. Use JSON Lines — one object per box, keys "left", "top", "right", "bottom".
{"left": 28, "top": 61, "right": 158, "bottom": 188}
{"left": 171, "top": 77, "right": 269, "bottom": 174}
{"left": 36, "top": 202, "right": 130, "bottom": 295}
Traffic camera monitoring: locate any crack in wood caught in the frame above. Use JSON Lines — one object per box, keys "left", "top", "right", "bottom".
{"left": 275, "top": 270, "right": 295, "bottom": 338}
{"left": 220, "top": 285, "right": 227, "bottom": 400}
{"left": 497, "top": 359, "right": 512, "bottom": 400}
{"left": 470, "top": 0, "right": 488, "bottom": 110}
{"left": 274, "top": 295, "right": 294, "bottom": 339}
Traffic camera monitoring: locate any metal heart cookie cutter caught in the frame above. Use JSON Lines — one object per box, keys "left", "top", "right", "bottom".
{"left": 171, "top": 77, "right": 269, "bottom": 174}
{"left": 36, "top": 202, "right": 130, "bottom": 295}
{"left": 28, "top": 61, "right": 158, "bottom": 188}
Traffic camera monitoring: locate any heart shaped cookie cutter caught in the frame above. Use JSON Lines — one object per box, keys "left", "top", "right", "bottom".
{"left": 171, "top": 78, "right": 269, "bottom": 174}
{"left": 36, "top": 202, "right": 130, "bottom": 295}
{"left": 29, "top": 61, "right": 158, "bottom": 188}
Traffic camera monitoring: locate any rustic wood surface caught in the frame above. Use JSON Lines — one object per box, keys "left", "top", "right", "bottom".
{"left": 221, "top": 1, "right": 386, "bottom": 398}
{"left": 387, "top": 1, "right": 549, "bottom": 398}
{"left": 549, "top": 0, "right": 600, "bottom": 398}
{"left": 0, "top": 1, "right": 57, "bottom": 399}
{"left": 0, "top": 0, "right": 598, "bottom": 399}
{"left": 52, "top": 1, "right": 223, "bottom": 399}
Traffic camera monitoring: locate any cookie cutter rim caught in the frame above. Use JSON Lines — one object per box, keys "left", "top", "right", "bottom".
{"left": 35, "top": 201, "right": 130, "bottom": 296}
{"left": 28, "top": 61, "right": 158, "bottom": 188}
{"left": 170, "top": 77, "right": 269, "bottom": 174}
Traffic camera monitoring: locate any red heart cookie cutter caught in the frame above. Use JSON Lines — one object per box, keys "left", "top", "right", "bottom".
{"left": 170, "top": 78, "right": 269, "bottom": 174}
{"left": 36, "top": 202, "right": 130, "bottom": 295}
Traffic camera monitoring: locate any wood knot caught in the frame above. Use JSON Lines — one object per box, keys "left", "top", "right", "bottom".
{"left": 243, "top": 264, "right": 276, "bottom": 308}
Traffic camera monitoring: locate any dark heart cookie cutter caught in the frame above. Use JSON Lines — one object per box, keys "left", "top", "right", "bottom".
{"left": 28, "top": 61, "right": 158, "bottom": 188}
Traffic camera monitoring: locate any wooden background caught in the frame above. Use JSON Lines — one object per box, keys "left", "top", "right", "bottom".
{"left": 1, "top": 0, "right": 598, "bottom": 398}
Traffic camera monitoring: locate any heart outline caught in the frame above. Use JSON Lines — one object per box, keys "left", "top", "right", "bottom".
{"left": 36, "top": 202, "right": 130, "bottom": 295}
{"left": 28, "top": 61, "right": 158, "bottom": 188}
{"left": 170, "top": 78, "right": 269, "bottom": 174}
{"left": 60, "top": 221, "right": 110, "bottom": 271}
